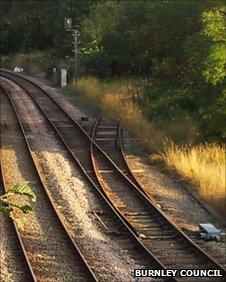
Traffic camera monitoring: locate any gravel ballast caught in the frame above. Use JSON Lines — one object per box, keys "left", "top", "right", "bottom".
{"left": 1, "top": 79, "right": 94, "bottom": 281}
{"left": 21, "top": 74, "right": 226, "bottom": 268}
{"left": 1, "top": 77, "right": 154, "bottom": 281}
{"left": 124, "top": 153, "right": 226, "bottom": 267}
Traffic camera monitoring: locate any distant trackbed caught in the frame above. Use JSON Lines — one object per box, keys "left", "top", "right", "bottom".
{"left": 1, "top": 70, "right": 225, "bottom": 281}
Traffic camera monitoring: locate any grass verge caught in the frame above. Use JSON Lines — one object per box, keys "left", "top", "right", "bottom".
{"left": 161, "top": 143, "right": 225, "bottom": 217}
{"left": 74, "top": 77, "right": 197, "bottom": 150}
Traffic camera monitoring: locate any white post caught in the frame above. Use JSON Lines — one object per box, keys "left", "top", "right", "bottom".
{"left": 60, "top": 69, "right": 67, "bottom": 87}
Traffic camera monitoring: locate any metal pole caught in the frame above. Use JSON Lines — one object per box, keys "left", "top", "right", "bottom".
{"left": 64, "top": 18, "right": 79, "bottom": 94}
{"left": 73, "top": 29, "right": 78, "bottom": 88}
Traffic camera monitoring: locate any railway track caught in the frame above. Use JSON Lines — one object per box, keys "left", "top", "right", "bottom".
{"left": 0, "top": 158, "right": 36, "bottom": 281}
{"left": 0, "top": 84, "right": 97, "bottom": 281}
{"left": 0, "top": 72, "right": 170, "bottom": 281}
{"left": 90, "top": 116, "right": 226, "bottom": 275}
{"left": 91, "top": 112, "right": 151, "bottom": 199}
{"left": 0, "top": 70, "right": 225, "bottom": 280}
{"left": 92, "top": 113, "right": 226, "bottom": 267}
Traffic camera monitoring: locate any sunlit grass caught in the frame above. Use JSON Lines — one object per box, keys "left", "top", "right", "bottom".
{"left": 75, "top": 77, "right": 197, "bottom": 150}
{"left": 73, "top": 77, "right": 225, "bottom": 216}
{"left": 162, "top": 143, "right": 225, "bottom": 216}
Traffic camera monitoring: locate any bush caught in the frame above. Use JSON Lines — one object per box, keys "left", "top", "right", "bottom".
{"left": 74, "top": 77, "right": 198, "bottom": 150}
{"left": 1, "top": 51, "right": 58, "bottom": 77}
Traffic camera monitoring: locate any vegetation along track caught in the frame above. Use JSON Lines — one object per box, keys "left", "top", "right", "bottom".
{"left": 0, "top": 151, "right": 36, "bottom": 281}
{"left": 0, "top": 83, "right": 97, "bottom": 281}
{"left": 1, "top": 70, "right": 225, "bottom": 280}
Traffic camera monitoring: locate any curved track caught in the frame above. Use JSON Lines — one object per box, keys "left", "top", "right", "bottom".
{"left": 0, "top": 71, "right": 171, "bottom": 280}
{"left": 91, "top": 112, "right": 151, "bottom": 199}
{"left": 92, "top": 113, "right": 226, "bottom": 267}
{"left": 1, "top": 70, "right": 225, "bottom": 280}
{"left": 0, "top": 83, "right": 97, "bottom": 281}
{"left": 90, "top": 115, "right": 226, "bottom": 275}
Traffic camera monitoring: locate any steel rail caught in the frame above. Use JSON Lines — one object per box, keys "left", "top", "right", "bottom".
{"left": 91, "top": 112, "right": 154, "bottom": 201}
{"left": 0, "top": 83, "right": 98, "bottom": 282}
{"left": 90, "top": 105, "right": 226, "bottom": 275}
{"left": 90, "top": 114, "right": 160, "bottom": 232}
{"left": 117, "top": 119, "right": 154, "bottom": 198}
{"left": 93, "top": 112, "right": 219, "bottom": 218}
{"left": 0, "top": 151, "right": 37, "bottom": 281}
{"left": 0, "top": 72, "right": 174, "bottom": 280}
{"left": 117, "top": 118, "right": 226, "bottom": 224}
{"left": 1, "top": 70, "right": 225, "bottom": 277}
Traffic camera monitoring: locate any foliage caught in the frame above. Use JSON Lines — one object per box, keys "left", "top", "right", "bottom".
{"left": 79, "top": 1, "right": 225, "bottom": 142}
{"left": 1, "top": 52, "right": 60, "bottom": 77}
{"left": 75, "top": 77, "right": 198, "bottom": 150}
{"left": 142, "top": 85, "right": 197, "bottom": 118}
{"left": 201, "top": 6, "right": 226, "bottom": 85}
{"left": 0, "top": 183, "right": 36, "bottom": 229}
{"left": 0, "top": 0, "right": 225, "bottom": 142}
{"left": 162, "top": 143, "right": 225, "bottom": 216}
{"left": 0, "top": 0, "right": 96, "bottom": 56}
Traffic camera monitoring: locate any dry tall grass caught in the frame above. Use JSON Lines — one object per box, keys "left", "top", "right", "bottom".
{"left": 162, "top": 143, "right": 225, "bottom": 216}
{"left": 76, "top": 77, "right": 197, "bottom": 151}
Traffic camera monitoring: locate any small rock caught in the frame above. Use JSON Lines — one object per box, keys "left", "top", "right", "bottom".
{"left": 156, "top": 203, "right": 161, "bottom": 209}
{"left": 139, "top": 233, "right": 146, "bottom": 239}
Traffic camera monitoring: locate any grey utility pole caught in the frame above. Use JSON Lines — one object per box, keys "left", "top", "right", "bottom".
{"left": 65, "top": 18, "right": 79, "bottom": 88}
{"left": 73, "top": 29, "right": 79, "bottom": 86}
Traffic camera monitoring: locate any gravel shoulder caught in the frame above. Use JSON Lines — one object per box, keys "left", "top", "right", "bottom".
{"left": 1, "top": 79, "right": 92, "bottom": 281}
